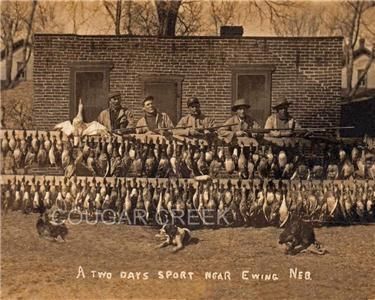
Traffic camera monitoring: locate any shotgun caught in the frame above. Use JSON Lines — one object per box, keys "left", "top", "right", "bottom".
{"left": 244, "top": 126, "right": 355, "bottom": 134}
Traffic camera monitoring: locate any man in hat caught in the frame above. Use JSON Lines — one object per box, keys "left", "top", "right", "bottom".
{"left": 97, "top": 91, "right": 134, "bottom": 131}
{"left": 264, "top": 98, "right": 300, "bottom": 137}
{"left": 173, "top": 97, "right": 215, "bottom": 137}
{"left": 136, "top": 95, "right": 174, "bottom": 134}
{"left": 218, "top": 98, "right": 261, "bottom": 143}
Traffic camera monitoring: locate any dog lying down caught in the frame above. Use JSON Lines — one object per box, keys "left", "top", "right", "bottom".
{"left": 36, "top": 213, "right": 68, "bottom": 242}
{"left": 155, "top": 224, "right": 198, "bottom": 252}
{"left": 279, "top": 214, "right": 327, "bottom": 255}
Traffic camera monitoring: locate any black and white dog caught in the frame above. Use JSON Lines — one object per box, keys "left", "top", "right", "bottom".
{"left": 155, "top": 224, "right": 196, "bottom": 252}
{"left": 36, "top": 212, "right": 68, "bottom": 242}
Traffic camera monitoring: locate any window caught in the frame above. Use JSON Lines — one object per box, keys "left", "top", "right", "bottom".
{"left": 17, "top": 62, "right": 26, "bottom": 80}
{"left": 69, "top": 62, "right": 113, "bottom": 122}
{"left": 357, "top": 69, "right": 367, "bottom": 88}
{"left": 232, "top": 65, "right": 274, "bottom": 126}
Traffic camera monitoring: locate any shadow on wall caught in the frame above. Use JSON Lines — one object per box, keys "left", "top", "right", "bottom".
{"left": 340, "top": 97, "right": 375, "bottom": 137}
{"left": 1, "top": 81, "right": 33, "bottom": 129}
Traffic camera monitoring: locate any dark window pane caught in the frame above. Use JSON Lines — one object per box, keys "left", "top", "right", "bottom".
{"left": 237, "top": 74, "right": 267, "bottom": 125}
{"left": 17, "top": 61, "right": 26, "bottom": 80}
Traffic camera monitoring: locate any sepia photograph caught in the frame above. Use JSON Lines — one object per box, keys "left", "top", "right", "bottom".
{"left": 1, "top": 0, "right": 374, "bottom": 299}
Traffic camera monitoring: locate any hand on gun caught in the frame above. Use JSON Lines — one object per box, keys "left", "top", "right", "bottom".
{"left": 235, "top": 130, "right": 248, "bottom": 137}
{"left": 188, "top": 128, "right": 204, "bottom": 137}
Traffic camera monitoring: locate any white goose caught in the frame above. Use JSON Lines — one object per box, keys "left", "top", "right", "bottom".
{"left": 54, "top": 99, "right": 109, "bottom": 144}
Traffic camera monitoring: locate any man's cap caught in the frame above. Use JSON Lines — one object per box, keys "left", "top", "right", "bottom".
{"left": 143, "top": 95, "right": 154, "bottom": 105}
{"left": 272, "top": 97, "right": 292, "bottom": 110}
{"left": 232, "top": 98, "right": 250, "bottom": 111}
{"left": 108, "top": 91, "right": 121, "bottom": 100}
{"left": 187, "top": 97, "right": 200, "bottom": 107}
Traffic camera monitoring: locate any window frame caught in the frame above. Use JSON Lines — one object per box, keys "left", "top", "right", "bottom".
{"left": 140, "top": 74, "right": 184, "bottom": 123}
{"left": 357, "top": 69, "right": 368, "bottom": 88}
{"left": 17, "top": 61, "right": 26, "bottom": 80}
{"left": 69, "top": 61, "right": 113, "bottom": 120}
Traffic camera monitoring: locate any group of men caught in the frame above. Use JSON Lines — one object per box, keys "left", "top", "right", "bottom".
{"left": 97, "top": 91, "right": 300, "bottom": 142}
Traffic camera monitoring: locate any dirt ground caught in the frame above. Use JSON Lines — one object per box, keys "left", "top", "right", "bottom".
{"left": 1, "top": 211, "right": 374, "bottom": 300}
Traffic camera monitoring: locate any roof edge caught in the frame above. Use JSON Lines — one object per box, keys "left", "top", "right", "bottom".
{"left": 33, "top": 33, "right": 344, "bottom": 40}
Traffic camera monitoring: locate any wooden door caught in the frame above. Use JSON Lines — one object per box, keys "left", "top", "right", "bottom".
{"left": 75, "top": 72, "right": 106, "bottom": 122}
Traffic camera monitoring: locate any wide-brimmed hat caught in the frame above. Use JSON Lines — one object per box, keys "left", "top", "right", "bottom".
{"left": 108, "top": 91, "right": 121, "bottom": 100}
{"left": 232, "top": 98, "right": 250, "bottom": 111}
{"left": 187, "top": 97, "right": 200, "bottom": 107}
{"left": 272, "top": 98, "right": 292, "bottom": 110}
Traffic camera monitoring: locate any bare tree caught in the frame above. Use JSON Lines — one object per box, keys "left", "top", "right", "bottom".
{"left": 10, "top": 0, "right": 37, "bottom": 88}
{"left": 34, "top": 1, "right": 63, "bottom": 33}
{"left": 246, "top": 0, "right": 296, "bottom": 28}
{"left": 7, "top": 97, "right": 33, "bottom": 129}
{"left": 65, "top": 1, "right": 102, "bottom": 34}
{"left": 103, "top": 0, "right": 125, "bottom": 35}
{"left": 1, "top": 1, "right": 28, "bottom": 88}
{"left": 176, "top": 0, "right": 203, "bottom": 36}
{"left": 326, "top": 1, "right": 375, "bottom": 98}
{"left": 1, "top": 1, "right": 38, "bottom": 89}
{"left": 155, "top": 0, "right": 182, "bottom": 36}
{"left": 207, "top": 0, "right": 296, "bottom": 36}
{"left": 132, "top": 1, "right": 159, "bottom": 35}
{"left": 208, "top": 0, "right": 242, "bottom": 35}
{"left": 272, "top": 3, "right": 325, "bottom": 36}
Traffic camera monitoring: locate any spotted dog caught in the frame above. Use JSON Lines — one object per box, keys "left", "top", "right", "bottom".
{"left": 156, "top": 224, "right": 194, "bottom": 252}
{"left": 36, "top": 213, "right": 68, "bottom": 242}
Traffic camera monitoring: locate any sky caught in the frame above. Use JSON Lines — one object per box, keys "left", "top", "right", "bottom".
{"left": 45, "top": 0, "right": 335, "bottom": 36}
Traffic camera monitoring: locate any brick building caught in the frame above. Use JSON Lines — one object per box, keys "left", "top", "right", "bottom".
{"left": 32, "top": 34, "right": 343, "bottom": 130}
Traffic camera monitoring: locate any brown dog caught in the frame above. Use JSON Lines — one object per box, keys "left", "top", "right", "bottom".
{"left": 279, "top": 214, "right": 327, "bottom": 255}
{"left": 156, "top": 224, "right": 193, "bottom": 252}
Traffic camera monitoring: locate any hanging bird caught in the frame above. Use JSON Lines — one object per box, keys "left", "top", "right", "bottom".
{"left": 224, "top": 149, "right": 235, "bottom": 175}
{"left": 7, "top": 130, "right": 16, "bottom": 152}
{"left": 197, "top": 150, "right": 209, "bottom": 176}
{"left": 97, "top": 143, "right": 109, "bottom": 176}
{"left": 238, "top": 143, "right": 248, "bottom": 179}
{"left": 37, "top": 143, "right": 47, "bottom": 166}
{"left": 86, "top": 150, "right": 97, "bottom": 176}
{"left": 1, "top": 131, "right": 10, "bottom": 153}
{"left": 13, "top": 139, "right": 22, "bottom": 168}
{"left": 157, "top": 145, "right": 171, "bottom": 178}
{"left": 209, "top": 145, "right": 222, "bottom": 178}
{"left": 31, "top": 130, "right": 40, "bottom": 153}
{"left": 144, "top": 144, "right": 157, "bottom": 177}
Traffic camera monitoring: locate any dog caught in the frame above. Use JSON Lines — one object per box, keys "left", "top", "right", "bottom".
{"left": 155, "top": 224, "right": 197, "bottom": 252}
{"left": 279, "top": 214, "right": 327, "bottom": 255}
{"left": 36, "top": 213, "right": 68, "bottom": 242}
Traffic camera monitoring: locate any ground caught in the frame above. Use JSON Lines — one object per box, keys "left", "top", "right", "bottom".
{"left": 1, "top": 211, "right": 374, "bottom": 300}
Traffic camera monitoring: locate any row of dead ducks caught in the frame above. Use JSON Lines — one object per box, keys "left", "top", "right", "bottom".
{"left": 1, "top": 130, "right": 375, "bottom": 180}
{"left": 2, "top": 176, "right": 375, "bottom": 226}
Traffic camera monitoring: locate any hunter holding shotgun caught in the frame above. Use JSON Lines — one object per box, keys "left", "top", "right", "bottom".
{"left": 218, "top": 98, "right": 261, "bottom": 143}
{"left": 135, "top": 95, "right": 174, "bottom": 135}
{"left": 173, "top": 97, "right": 216, "bottom": 138}
{"left": 264, "top": 97, "right": 301, "bottom": 137}
{"left": 97, "top": 91, "right": 134, "bottom": 131}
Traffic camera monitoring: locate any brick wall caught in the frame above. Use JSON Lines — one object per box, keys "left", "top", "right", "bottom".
{"left": 33, "top": 34, "right": 343, "bottom": 129}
